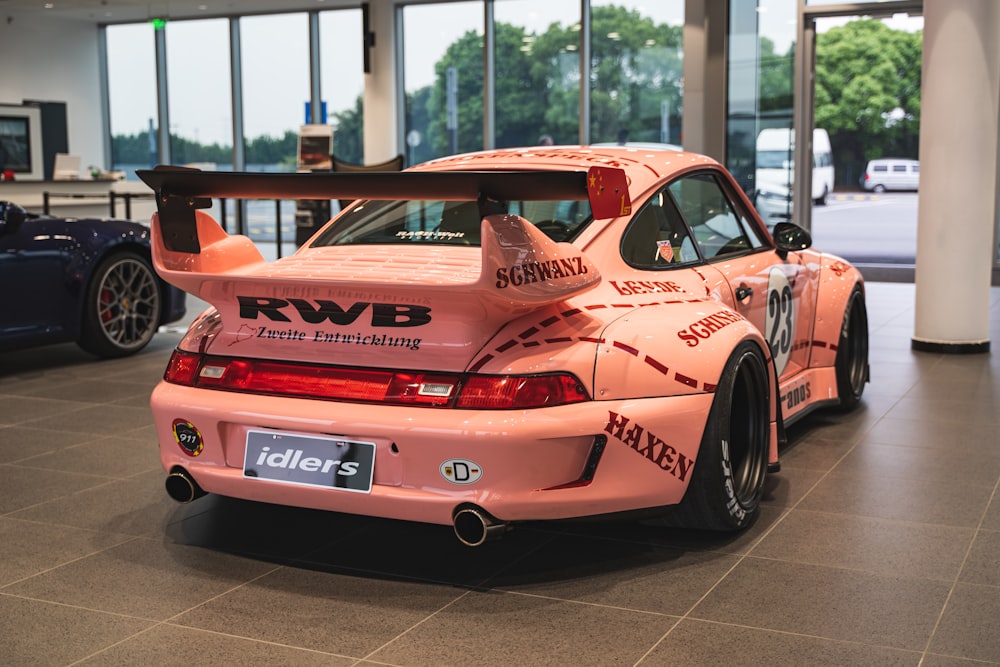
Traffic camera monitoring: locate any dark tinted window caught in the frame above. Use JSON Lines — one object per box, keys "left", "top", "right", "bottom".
{"left": 311, "top": 198, "right": 592, "bottom": 247}
{"left": 667, "top": 171, "right": 764, "bottom": 259}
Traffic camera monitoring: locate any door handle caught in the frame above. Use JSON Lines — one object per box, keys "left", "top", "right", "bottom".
{"left": 735, "top": 285, "right": 753, "bottom": 301}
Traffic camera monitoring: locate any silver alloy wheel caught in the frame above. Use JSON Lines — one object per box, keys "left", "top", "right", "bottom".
{"left": 80, "top": 252, "right": 162, "bottom": 357}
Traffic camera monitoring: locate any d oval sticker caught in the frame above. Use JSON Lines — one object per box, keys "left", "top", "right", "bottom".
{"left": 440, "top": 459, "right": 483, "bottom": 485}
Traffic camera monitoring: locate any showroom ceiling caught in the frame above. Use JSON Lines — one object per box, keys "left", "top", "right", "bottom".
{"left": 0, "top": 0, "right": 361, "bottom": 23}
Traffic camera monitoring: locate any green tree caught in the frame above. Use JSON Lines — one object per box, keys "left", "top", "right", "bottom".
{"left": 586, "top": 5, "right": 683, "bottom": 144}
{"left": 815, "top": 19, "right": 922, "bottom": 183}
{"left": 331, "top": 96, "right": 364, "bottom": 164}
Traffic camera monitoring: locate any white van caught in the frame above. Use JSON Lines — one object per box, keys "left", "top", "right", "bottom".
{"left": 861, "top": 158, "right": 919, "bottom": 192}
{"left": 754, "top": 128, "right": 835, "bottom": 228}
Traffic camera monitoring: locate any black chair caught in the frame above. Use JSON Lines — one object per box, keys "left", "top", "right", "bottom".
{"left": 331, "top": 154, "right": 404, "bottom": 211}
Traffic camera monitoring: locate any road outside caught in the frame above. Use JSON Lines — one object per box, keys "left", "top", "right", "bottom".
{"left": 810, "top": 191, "right": 917, "bottom": 266}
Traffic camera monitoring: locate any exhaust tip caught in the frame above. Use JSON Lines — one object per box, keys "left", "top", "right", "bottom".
{"left": 165, "top": 470, "right": 205, "bottom": 503}
{"left": 453, "top": 506, "right": 506, "bottom": 547}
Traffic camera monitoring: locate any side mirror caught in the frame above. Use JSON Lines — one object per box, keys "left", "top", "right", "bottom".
{"left": 772, "top": 221, "right": 811, "bottom": 256}
{"left": 0, "top": 201, "right": 27, "bottom": 234}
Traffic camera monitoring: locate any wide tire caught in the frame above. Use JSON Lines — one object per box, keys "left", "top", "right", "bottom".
{"left": 79, "top": 252, "right": 162, "bottom": 358}
{"left": 669, "top": 341, "right": 770, "bottom": 531}
{"left": 835, "top": 285, "right": 869, "bottom": 410}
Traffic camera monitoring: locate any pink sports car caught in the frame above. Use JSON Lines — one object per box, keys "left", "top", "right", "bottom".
{"left": 138, "top": 146, "right": 868, "bottom": 546}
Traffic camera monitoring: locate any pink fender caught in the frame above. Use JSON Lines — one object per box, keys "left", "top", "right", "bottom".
{"left": 594, "top": 300, "right": 779, "bottom": 470}
{"left": 809, "top": 253, "right": 865, "bottom": 368}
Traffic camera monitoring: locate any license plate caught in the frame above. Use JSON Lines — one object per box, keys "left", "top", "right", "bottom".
{"left": 243, "top": 430, "right": 375, "bottom": 493}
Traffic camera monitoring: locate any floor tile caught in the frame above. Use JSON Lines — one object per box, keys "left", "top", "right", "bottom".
{"left": 0, "top": 594, "right": 153, "bottom": 667}
{"left": 643, "top": 618, "right": 921, "bottom": 666}
{"left": 174, "top": 567, "right": 468, "bottom": 657}
{"left": 750, "top": 509, "right": 974, "bottom": 580}
{"left": 76, "top": 623, "right": 354, "bottom": 666}
{"left": 0, "top": 517, "right": 134, "bottom": 586}
{"left": 3, "top": 537, "right": 277, "bottom": 621}
{"left": 798, "top": 471, "right": 993, "bottom": 528}
{"left": 367, "top": 589, "right": 679, "bottom": 667}
{"left": 957, "top": 529, "right": 1000, "bottom": 587}
{"left": 691, "top": 557, "right": 952, "bottom": 650}
{"left": 929, "top": 583, "right": 1000, "bottom": 663}
{"left": 487, "top": 532, "right": 741, "bottom": 615}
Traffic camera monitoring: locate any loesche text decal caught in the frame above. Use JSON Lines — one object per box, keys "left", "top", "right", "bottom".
{"left": 605, "top": 411, "right": 693, "bottom": 481}
{"left": 495, "top": 257, "right": 588, "bottom": 289}
{"left": 610, "top": 280, "right": 685, "bottom": 296}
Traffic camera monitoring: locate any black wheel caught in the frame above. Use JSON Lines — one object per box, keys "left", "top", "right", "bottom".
{"left": 835, "top": 285, "right": 869, "bottom": 410}
{"left": 814, "top": 186, "right": 829, "bottom": 206}
{"left": 79, "top": 251, "right": 162, "bottom": 358}
{"left": 670, "top": 341, "right": 770, "bottom": 531}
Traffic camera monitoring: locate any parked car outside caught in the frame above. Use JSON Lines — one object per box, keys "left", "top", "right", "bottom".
{"left": 861, "top": 158, "right": 920, "bottom": 192}
{"left": 138, "top": 146, "right": 868, "bottom": 546}
{"left": 0, "top": 201, "right": 187, "bottom": 358}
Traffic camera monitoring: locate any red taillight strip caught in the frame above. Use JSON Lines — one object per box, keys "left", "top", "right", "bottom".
{"left": 163, "top": 350, "right": 590, "bottom": 409}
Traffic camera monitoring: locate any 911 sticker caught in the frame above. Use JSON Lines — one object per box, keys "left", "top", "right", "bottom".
{"left": 172, "top": 419, "right": 204, "bottom": 457}
{"left": 766, "top": 267, "right": 795, "bottom": 376}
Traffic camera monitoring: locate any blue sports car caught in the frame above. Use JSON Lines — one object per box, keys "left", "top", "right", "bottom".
{"left": 0, "top": 201, "right": 186, "bottom": 358}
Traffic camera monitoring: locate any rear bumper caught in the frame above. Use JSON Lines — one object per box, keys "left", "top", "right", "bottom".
{"left": 152, "top": 381, "right": 715, "bottom": 526}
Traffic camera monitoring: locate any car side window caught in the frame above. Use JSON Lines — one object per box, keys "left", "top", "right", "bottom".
{"left": 620, "top": 189, "right": 698, "bottom": 268}
{"left": 667, "top": 171, "right": 761, "bottom": 259}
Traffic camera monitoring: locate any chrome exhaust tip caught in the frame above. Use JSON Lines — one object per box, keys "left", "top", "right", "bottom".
{"left": 164, "top": 470, "right": 206, "bottom": 503}
{"left": 453, "top": 505, "right": 507, "bottom": 547}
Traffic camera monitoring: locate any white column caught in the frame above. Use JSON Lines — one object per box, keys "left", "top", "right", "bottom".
{"left": 912, "top": 0, "right": 999, "bottom": 352}
{"left": 681, "top": 0, "right": 727, "bottom": 161}
{"left": 362, "top": 1, "right": 400, "bottom": 164}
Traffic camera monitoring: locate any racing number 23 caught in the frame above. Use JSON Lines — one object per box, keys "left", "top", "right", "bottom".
{"left": 765, "top": 268, "right": 795, "bottom": 375}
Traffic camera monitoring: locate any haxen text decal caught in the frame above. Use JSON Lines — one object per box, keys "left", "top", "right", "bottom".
{"left": 605, "top": 410, "right": 693, "bottom": 481}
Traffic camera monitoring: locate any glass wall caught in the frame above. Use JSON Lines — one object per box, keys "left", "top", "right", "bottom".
{"left": 240, "top": 12, "right": 310, "bottom": 172}
{"left": 589, "top": 1, "right": 684, "bottom": 146}
{"left": 320, "top": 9, "right": 364, "bottom": 163}
{"left": 493, "top": 0, "right": 581, "bottom": 147}
{"left": 165, "top": 19, "right": 232, "bottom": 168}
{"left": 401, "top": 2, "right": 483, "bottom": 164}
{"left": 106, "top": 23, "right": 158, "bottom": 173}
{"left": 727, "top": 0, "right": 797, "bottom": 225}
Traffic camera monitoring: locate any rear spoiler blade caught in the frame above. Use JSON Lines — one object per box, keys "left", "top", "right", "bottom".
{"left": 136, "top": 166, "right": 631, "bottom": 254}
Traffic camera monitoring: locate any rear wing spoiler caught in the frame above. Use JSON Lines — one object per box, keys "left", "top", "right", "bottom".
{"left": 136, "top": 165, "right": 631, "bottom": 254}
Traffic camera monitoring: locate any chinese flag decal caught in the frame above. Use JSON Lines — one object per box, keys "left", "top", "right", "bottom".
{"left": 587, "top": 166, "right": 631, "bottom": 219}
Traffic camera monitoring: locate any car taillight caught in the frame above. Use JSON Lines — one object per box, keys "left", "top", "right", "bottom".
{"left": 456, "top": 374, "right": 589, "bottom": 409}
{"left": 162, "top": 351, "right": 589, "bottom": 409}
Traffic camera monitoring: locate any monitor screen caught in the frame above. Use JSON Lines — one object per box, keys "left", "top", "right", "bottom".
{"left": 0, "top": 116, "right": 32, "bottom": 173}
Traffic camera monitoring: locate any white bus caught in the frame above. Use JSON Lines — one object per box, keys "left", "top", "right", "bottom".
{"left": 754, "top": 128, "right": 835, "bottom": 227}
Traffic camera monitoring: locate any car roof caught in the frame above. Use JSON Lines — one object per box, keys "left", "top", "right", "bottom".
{"left": 415, "top": 146, "right": 720, "bottom": 200}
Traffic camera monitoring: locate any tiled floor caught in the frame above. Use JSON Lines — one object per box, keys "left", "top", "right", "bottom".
{"left": 1, "top": 281, "right": 998, "bottom": 666}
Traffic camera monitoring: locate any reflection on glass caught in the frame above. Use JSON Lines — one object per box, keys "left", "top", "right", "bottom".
{"left": 241, "top": 13, "right": 309, "bottom": 172}
{"left": 402, "top": 2, "right": 483, "bottom": 163}
{"left": 494, "top": 0, "right": 581, "bottom": 148}
{"left": 320, "top": 9, "right": 364, "bottom": 164}
{"left": 589, "top": 1, "right": 684, "bottom": 146}
{"left": 728, "top": 0, "right": 796, "bottom": 227}
{"left": 106, "top": 23, "right": 158, "bottom": 171}
{"left": 166, "top": 19, "right": 232, "bottom": 168}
